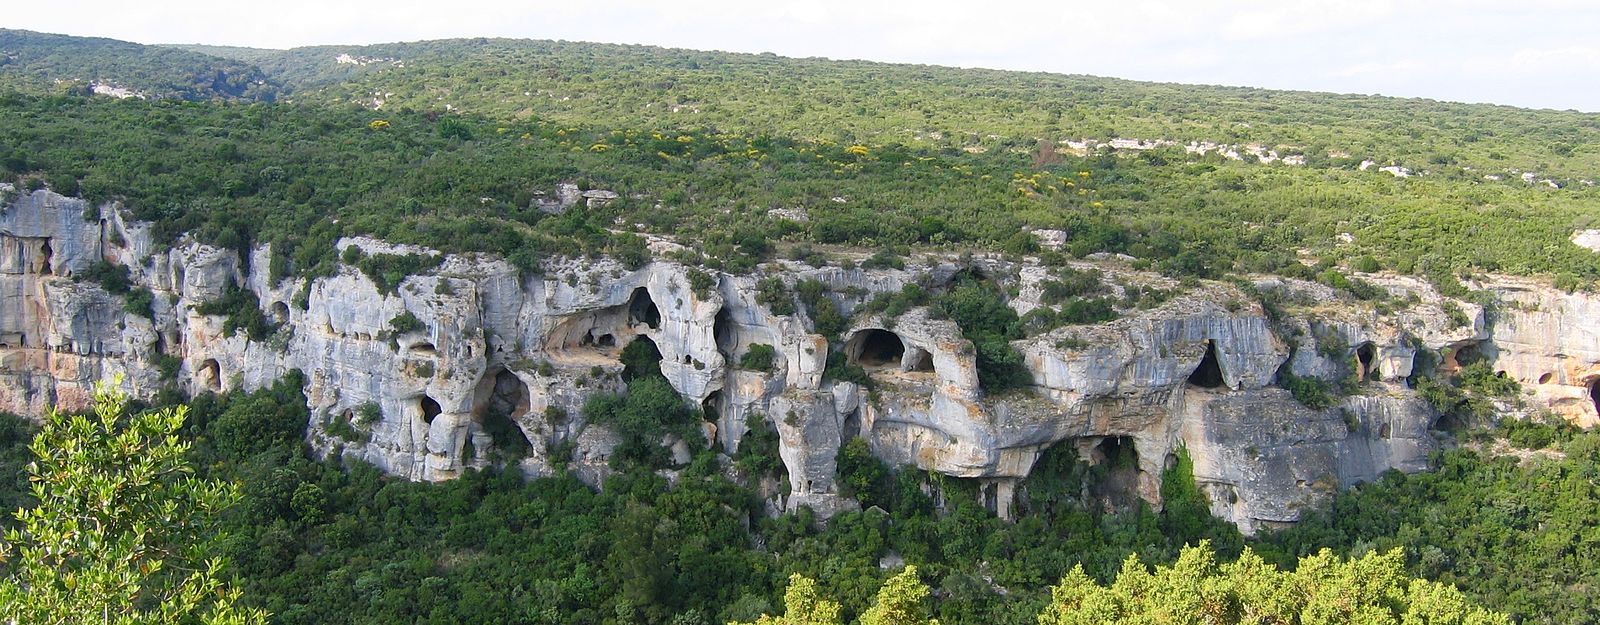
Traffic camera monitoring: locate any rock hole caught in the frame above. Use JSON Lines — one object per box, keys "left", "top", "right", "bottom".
{"left": 36, "top": 240, "right": 51, "bottom": 274}
{"left": 596, "top": 333, "right": 615, "bottom": 347}
{"left": 908, "top": 348, "right": 935, "bottom": 372}
{"left": 1355, "top": 342, "right": 1377, "bottom": 380}
{"left": 849, "top": 329, "right": 905, "bottom": 369}
{"left": 1406, "top": 348, "right": 1439, "bottom": 388}
{"left": 475, "top": 369, "right": 533, "bottom": 458}
{"left": 629, "top": 287, "right": 661, "bottom": 330}
{"left": 1539, "top": 372, "right": 1554, "bottom": 384}
{"left": 580, "top": 330, "right": 594, "bottom": 347}
{"left": 198, "top": 359, "right": 222, "bottom": 392}
{"left": 841, "top": 408, "right": 861, "bottom": 441}
{"left": 701, "top": 390, "right": 722, "bottom": 422}
{"left": 683, "top": 354, "right": 692, "bottom": 365}
{"left": 1187, "top": 340, "right": 1224, "bottom": 388}
{"left": 1088, "top": 436, "right": 1140, "bottom": 512}
{"left": 714, "top": 306, "right": 736, "bottom": 356}
{"left": 270, "top": 301, "right": 290, "bottom": 325}
{"left": 1590, "top": 379, "right": 1600, "bottom": 418}
{"left": 419, "top": 396, "right": 442, "bottom": 424}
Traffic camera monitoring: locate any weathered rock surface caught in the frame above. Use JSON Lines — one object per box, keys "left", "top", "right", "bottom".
{"left": 4, "top": 187, "right": 1598, "bottom": 532}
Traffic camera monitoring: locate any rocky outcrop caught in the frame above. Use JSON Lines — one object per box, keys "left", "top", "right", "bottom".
{"left": 4, "top": 186, "right": 1598, "bottom": 532}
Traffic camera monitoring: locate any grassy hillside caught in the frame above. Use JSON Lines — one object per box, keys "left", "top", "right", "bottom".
{"left": 0, "top": 32, "right": 1596, "bottom": 290}
{"left": 0, "top": 29, "right": 274, "bottom": 100}
{"left": 214, "top": 38, "right": 1600, "bottom": 180}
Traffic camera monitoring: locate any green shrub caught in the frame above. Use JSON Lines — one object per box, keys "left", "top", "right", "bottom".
{"left": 738, "top": 344, "right": 777, "bottom": 373}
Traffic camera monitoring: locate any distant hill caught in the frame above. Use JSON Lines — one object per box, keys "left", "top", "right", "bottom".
{"left": 172, "top": 37, "right": 1600, "bottom": 180}
{"left": 0, "top": 29, "right": 275, "bottom": 101}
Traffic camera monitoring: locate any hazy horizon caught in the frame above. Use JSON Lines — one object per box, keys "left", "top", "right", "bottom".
{"left": 10, "top": 1, "right": 1600, "bottom": 112}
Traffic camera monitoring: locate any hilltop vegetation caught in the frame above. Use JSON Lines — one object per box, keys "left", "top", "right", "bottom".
{"left": 0, "top": 31, "right": 1596, "bottom": 291}
{"left": 0, "top": 30, "right": 273, "bottom": 100}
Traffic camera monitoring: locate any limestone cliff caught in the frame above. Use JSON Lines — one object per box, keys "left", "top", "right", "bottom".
{"left": 4, "top": 186, "right": 1597, "bottom": 533}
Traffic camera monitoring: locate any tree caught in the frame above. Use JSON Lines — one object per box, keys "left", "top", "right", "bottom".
{"left": 0, "top": 377, "right": 267, "bottom": 625}
{"left": 729, "top": 573, "right": 842, "bottom": 625}
{"left": 1036, "top": 541, "right": 1508, "bottom": 625}
{"left": 860, "top": 566, "right": 939, "bottom": 625}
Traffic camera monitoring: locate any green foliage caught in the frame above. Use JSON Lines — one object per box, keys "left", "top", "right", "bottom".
{"left": 734, "top": 413, "right": 784, "bottom": 480}
{"left": 196, "top": 284, "right": 278, "bottom": 341}
{"left": 757, "top": 278, "right": 797, "bottom": 316}
{"left": 205, "top": 370, "right": 309, "bottom": 461}
{"left": 687, "top": 269, "right": 717, "bottom": 299}
{"left": 1453, "top": 361, "right": 1519, "bottom": 398}
{"left": 730, "top": 574, "right": 842, "bottom": 625}
{"left": 388, "top": 310, "right": 424, "bottom": 336}
{"left": 583, "top": 376, "right": 697, "bottom": 469}
{"left": 80, "top": 259, "right": 131, "bottom": 293}
{"left": 1280, "top": 372, "right": 1337, "bottom": 410}
{"left": 123, "top": 286, "right": 156, "bottom": 317}
{"left": 837, "top": 437, "right": 891, "bottom": 508}
{"left": 858, "top": 565, "right": 936, "bottom": 625}
{"left": 1037, "top": 543, "right": 1507, "bottom": 625}
{"left": 935, "top": 280, "right": 1030, "bottom": 392}
{"left": 1038, "top": 267, "right": 1105, "bottom": 304}
{"left": 0, "top": 29, "right": 275, "bottom": 100}
{"left": 822, "top": 351, "right": 872, "bottom": 388}
{"left": 355, "top": 253, "right": 444, "bottom": 295}
{"left": 0, "top": 377, "right": 266, "bottom": 625}
{"left": 739, "top": 343, "right": 777, "bottom": 373}
{"left": 1257, "top": 435, "right": 1600, "bottom": 624}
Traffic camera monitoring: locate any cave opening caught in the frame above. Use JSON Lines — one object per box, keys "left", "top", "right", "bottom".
{"left": 714, "top": 306, "right": 736, "bottom": 357}
{"left": 1088, "top": 436, "right": 1141, "bottom": 512}
{"left": 1406, "top": 349, "right": 1439, "bottom": 388}
{"left": 702, "top": 390, "right": 722, "bottom": 422}
{"left": 908, "top": 348, "right": 935, "bottom": 372}
{"left": 621, "top": 336, "right": 664, "bottom": 382}
{"left": 841, "top": 408, "right": 862, "bottom": 441}
{"left": 1539, "top": 372, "right": 1554, "bottom": 384}
{"left": 596, "top": 333, "right": 615, "bottom": 348}
{"left": 1356, "top": 342, "right": 1377, "bottom": 381}
{"left": 270, "top": 301, "right": 290, "bottom": 325}
{"left": 420, "top": 396, "right": 442, "bottom": 424}
{"left": 36, "top": 240, "right": 51, "bottom": 274}
{"left": 410, "top": 342, "right": 437, "bottom": 357}
{"left": 482, "top": 369, "right": 531, "bottom": 419}
{"left": 1187, "top": 340, "right": 1224, "bottom": 388}
{"left": 1590, "top": 380, "right": 1600, "bottom": 418}
{"left": 199, "top": 359, "right": 222, "bottom": 392}
{"left": 629, "top": 287, "right": 661, "bottom": 330}
{"left": 1452, "top": 342, "right": 1488, "bottom": 369}
{"left": 852, "top": 329, "right": 905, "bottom": 369}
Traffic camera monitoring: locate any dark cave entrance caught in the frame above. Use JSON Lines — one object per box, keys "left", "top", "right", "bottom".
{"left": 1406, "top": 348, "right": 1439, "bottom": 388}
{"left": 1088, "top": 436, "right": 1141, "bottom": 512}
{"left": 841, "top": 407, "right": 862, "bottom": 441}
{"left": 629, "top": 287, "right": 661, "bottom": 330}
{"left": 270, "top": 301, "right": 290, "bottom": 325}
{"left": 199, "top": 359, "right": 222, "bottom": 392}
{"left": 419, "top": 396, "right": 442, "bottom": 425}
{"left": 851, "top": 329, "right": 905, "bottom": 369}
{"left": 36, "top": 240, "right": 51, "bottom": 274}
{"left": 621, "top": 336, "right": 664, "bottom": 382}
{"left": 714, "top": 306, "right": 736, "bottom": 357}
{"left": 908, "top": 349, "right": 935, "bottom": 372}
{"left": 1590, "top": 380, "right": 1600, "bottom": 418}
{"left": 1187, "top": 340, "right": 1224, "bottom": 389}
{"left": 702, "top": 390, "right": 722, "bottom": 422}
{"left": 1356, "top": 342, "right": 1378, "bottom": 381}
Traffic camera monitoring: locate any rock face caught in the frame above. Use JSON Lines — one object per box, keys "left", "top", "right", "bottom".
{"left": 4, "top": 187, "right": 1598, "bottom": 532}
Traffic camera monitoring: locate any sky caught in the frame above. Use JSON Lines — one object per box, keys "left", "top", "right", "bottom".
{"left": 10, "top": 0, "right": 1600, "bottom": 112}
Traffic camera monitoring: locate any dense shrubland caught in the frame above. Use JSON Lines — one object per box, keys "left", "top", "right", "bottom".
{"left": 0, "top": 365, "right": 1578, "bottom": 623}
